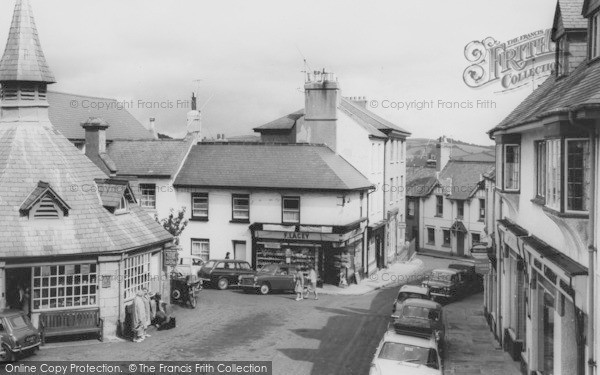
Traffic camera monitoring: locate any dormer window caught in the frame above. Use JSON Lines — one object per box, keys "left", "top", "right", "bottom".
{"left": 115, "top": 196, "right": 129, "bottom": 215}
{"left": 20, "top": 181, "right": 70, "bottom": 220}
{"left": 591, "top": 11, "right": 600, "bottom": 58}
{"left": 95, "top": 178, "right": 137, "bottom": 215}
{"left": 33, "top": 197, "right": 60, "bottom": 219}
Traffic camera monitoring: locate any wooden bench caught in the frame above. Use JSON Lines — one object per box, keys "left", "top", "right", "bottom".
{"left": 39, "top": 308, "right": 103, "bottom": 344}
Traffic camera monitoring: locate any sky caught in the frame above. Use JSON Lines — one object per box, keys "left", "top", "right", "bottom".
{"left": 0, "top": 0, "right": 559, "bottom": 144}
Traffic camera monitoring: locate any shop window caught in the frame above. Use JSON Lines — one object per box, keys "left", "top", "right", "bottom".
{"left": 282, "top": 196, "right": 300, "bottom": 224}
{"left": 479, "top": 198, "right": 485, "bottom": 221}
{"left": 427, "top": 228, "right": 435, "bottom": 245}
{"left": 503, "top": 144, "right": 520, "bottom": 191}
{"left": 436, "top": 196, "right": 443, "bottom": 216}
{"left": 472, "top": 232, "right": 481, "bottom": 244}
{"left": 442, "top": 230, "right": 450, "bottom": 246}
{"left": 457, "top": 201, "right": 464, "bottom": 219}
{"left": 191, "top": 239, "right": 210, "bottom": 262}
{"left": 123, "top": 253, "right": 151, "bottom": 300}
{"left": 191, "top": 193, "right": 209, "bottom": 220}
{"left": 139, "top": 183, "right": 156, "bottom": 209}
{"left": 32, "top": 263, "right": 98, "bottom": 311}
{"left": 232, "top": 194, "right": 250, "bottom": 221}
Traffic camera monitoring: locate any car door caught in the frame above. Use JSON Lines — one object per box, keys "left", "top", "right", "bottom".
{"left": 272, "top": 266, "right": 289, "bottom": 290}
{"left": 225, "top": 261, "right": 237, "bottom": 283}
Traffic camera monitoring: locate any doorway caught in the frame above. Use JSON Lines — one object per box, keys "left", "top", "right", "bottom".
{"left": 233, "top": 241, "right": 247, "bottom": 261}
{"left": 542, "top": 290, "right": 555, "bottom": 375}
{"left": 456, "top": 232, "right": 465, "bottom": 256}
{"left": 5, "top": 268, "right": 31, "bottom": 310}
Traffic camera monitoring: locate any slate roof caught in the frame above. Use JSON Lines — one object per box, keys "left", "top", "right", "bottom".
{"left": 453, "top": 152, "right": 495, "bottom": 163}
{"left": 0, "top": 121, "right": 173, "bottom": 258}
{"left": 406, "top": 167, "right": 438, "bottom": 198}
{"left": 489, "top": 60, "right": 600, "bottom": 133}
{"left": 47, "top": 91, "right": 155, "bottom": 141}
{"left": 557, "top": 0, "right": 587, "bottom": 29}
{"left": 19, "top": 181, "right": 70, "bottom": 215}
{"left": 174, "top": 143, "right": 373, "bottom": 191}
{"left": 254, "top": 98, "right": 411, "bottom": 139}
{"left": 107, "top": 138, "right": 194, "bottom": 178}
{"left": 0, "top": 0, "right": 55, "bottom": 83}
{"left": 95, "top": 179, "right": 136, "bottom": 209}
{"left": 439, "top": 160, "right": 493, "bottom": 200}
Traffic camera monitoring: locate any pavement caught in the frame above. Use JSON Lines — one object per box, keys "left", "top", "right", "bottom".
{"left": 14, "top": 255, "right": 520, "bottom": 375}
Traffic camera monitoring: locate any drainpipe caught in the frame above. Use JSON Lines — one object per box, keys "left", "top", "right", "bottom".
{"left": 568, "top": 111, "right": 597, "bottom": 374}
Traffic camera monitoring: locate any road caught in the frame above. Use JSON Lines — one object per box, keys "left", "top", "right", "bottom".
{"left": 20, "top": 256, "right": 518, "bottom": 375}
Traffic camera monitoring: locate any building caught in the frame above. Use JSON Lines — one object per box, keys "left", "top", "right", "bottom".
{"left": 254, "top": 72, "right": 411, "bottom": 274}
{"left": 172, "top": 143, "right": 373, "bottom": 285}
{"left": 406, "top": 137, "right": 493, "bottom": 256}
{"left": 0, "top": 0, "right": 173, "bottom": 339}
{"left": 486, "top": 1, "right": 600, "bottom": 374}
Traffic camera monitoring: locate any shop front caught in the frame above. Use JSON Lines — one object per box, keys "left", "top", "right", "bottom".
{"left": 251, "top": 221, "right": 367, "bottom": 286}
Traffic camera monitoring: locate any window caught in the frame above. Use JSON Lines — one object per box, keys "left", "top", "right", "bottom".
{"left": 191, "top": 193, "right": 209, "bottom": 220}
{"left": 472, "top": 233, "right": 481, "bottom": 244}
{"left": 436, "top": 196, "right": 443, "bottom": 216}
{"left": 546, "top": 139, "right": 562, "bottom": 210}
{"left": 536, "top": 141, "right": 547, "bottom": 198}
{"left": 427, "top": 228, "right": 435, "bottom": 244}
{"left": 457, "top": 201, "right": 464, "bottom": 219}
{"left": 391, "top": 141, "right": 396, "bottom": 163}
{"left": 282, "top": 196, "right": 300, "bottom": 224}
{"left": 504, "top": 145, "right": 520, "bottom": 191}
{"left": 232, "top": 194, "right": 250, "bottom": 221}
{"left": 442, "top": 230, "right": 450, "bottom": 246}
{"left": 371, "top": 143, "right": 376, "bottom": 171}
{"left": 396, "top": 177, "right": 400, "bottom": 203}
{"left": 479, "top": 198, "right": 485, "bottom": 220}
{"left": 191, "top": 239, "right": 210, "bottom": 262}
{"left": 592, "top": 12, "right": 600, "bottom": 59}
{"left": 558, "top": 37, "right": 568, "bottom": 76}
{"left": 123, "top": 253, "right": 151, "bottom": 300}
{"left": 389, "top": 178, "right": 394, "bottom": 205}
{"left": 360, "top": 193, "right": 364, "bottom": 218}
{"left": 139, "top": 184, "right": 156, "bottom": 209}
{"left": 32, "top": 263, "right": 97, "bottom": 311}
{"left": 115, "top": 195, "right": 129, "bottom": 214}
{"left": 407, "top": 200, "right": 415, "bottom": 217}
{"left": 566, "top": 139, "right": 590, "bottom": 212}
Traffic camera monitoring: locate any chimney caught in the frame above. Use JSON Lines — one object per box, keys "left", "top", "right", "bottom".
{"left": 149, "top": 117, "right": 157, "bottom": 139}
{"left": 187, "top": 91, "right": 202, "bottom": 142}
{"left": 435, "top": 136, "right": 451, "bottom": 172}
{"left": 81, "top": 117, "right": 117, "bottom": 176}
{"left": 300, "top": 69, "right": 339, "bottom": 151}
{"left": 350, "top": 96, "right": 367, "bottom": 108}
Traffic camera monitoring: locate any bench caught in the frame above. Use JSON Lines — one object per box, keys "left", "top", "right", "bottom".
{"left": 39, "top": 308, "right": 103, "bottom": 344}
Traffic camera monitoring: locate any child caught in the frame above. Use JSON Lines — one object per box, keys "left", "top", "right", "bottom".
{"left": 294, "top": 268, "right": 304, "bottom": 301}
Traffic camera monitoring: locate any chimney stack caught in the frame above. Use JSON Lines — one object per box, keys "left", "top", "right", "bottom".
{"left": 299, "top": 69, "right": 339, "bottom": 151}
{"left": 81, "top": 117, "right": 117, "bottom": 176}
{"left": 435, "top": 136, "right": 451, "bottom": 172}
{"left": 187, "top": 91, "right": 202, "bottom": 142}
{"left": 149, "top": 117, "right": 157, "bottom": 139}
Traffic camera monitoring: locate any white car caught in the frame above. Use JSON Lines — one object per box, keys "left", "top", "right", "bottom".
{"left": 369, "top": 330, "right": 443, "bottom": 375}
{"left": 174, "top": 256, "right": 205, "bottom": 277}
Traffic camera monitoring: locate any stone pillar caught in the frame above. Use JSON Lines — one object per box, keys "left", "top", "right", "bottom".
{"left": 98, "top": 255, "right": 122, "bottom": 340}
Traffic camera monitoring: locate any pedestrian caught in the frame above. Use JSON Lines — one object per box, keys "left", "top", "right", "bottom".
{"left": 16, "top": 284, "right": 24, "bottom": 310}
{"left": 142, "top": 288, "right": 152, "bottom": 338}
{"left": 294, "top": 267, "right": 304, "bottom": 301}
{"left": 304, "top": 264, "right": 319, "bottom": 300}
{"left": 225, "top": 252, "right": 231, "bottom": 259}
{"left": 22, "top": 287, "right": 31, "bottom": 317}
{"left": 132, "top": 290, "right": 147, "bottom": 343}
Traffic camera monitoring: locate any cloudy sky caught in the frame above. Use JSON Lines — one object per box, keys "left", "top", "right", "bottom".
{"left": 0, "top": 0, "right": 557, "bottom": 144}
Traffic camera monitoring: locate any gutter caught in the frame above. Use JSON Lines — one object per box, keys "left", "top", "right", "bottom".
{"left": 568, "top": 110, "right": 597, "bottom": 374}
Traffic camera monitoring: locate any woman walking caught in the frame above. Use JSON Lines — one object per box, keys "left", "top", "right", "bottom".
{"left": 294, "top": 267, "right": 304, "bottom": 301}
{"left": 304, "top": 264, "right": 319, "bottom": 300}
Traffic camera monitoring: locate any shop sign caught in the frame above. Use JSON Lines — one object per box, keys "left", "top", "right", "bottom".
{"left": 475, "top": 259, "right": 491, "bottom": 275}
{"left": 164, "top": 247, "right": 180, "bottom": 267}
{"left": 503, "top": 230, "right": 518, "bottom": 252}
{"left": 256, "top": 230, "right": 344, "bottom": 242}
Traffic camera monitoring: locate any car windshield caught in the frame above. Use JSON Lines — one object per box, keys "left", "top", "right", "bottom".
{"left": 398, "top": 292, "right": 425, "bottom": 301}
{"left": 379, "top": 342, "right": 439, "bottom": 369}
{"left": 192, "top": 259, "right": 203, "bottom": 266}
{"left": 204, "top": 261, "right": 215, "bottom": 269}
{"left": 8, "top": 315, "right": 28, "bottom": 330}
{"left": 430, "top": 271, "right": 453, "bottom": 283}
{"left": 403, "top": 306, "right": 440, "bottom": 321}
{"left": 258, "top": 264, "right": 279, "bottom": 274}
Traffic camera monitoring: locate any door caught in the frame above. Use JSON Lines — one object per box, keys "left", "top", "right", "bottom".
{"left": 234, "top": 241, "right": 246, "bottom": 261}
{"left": 456, "top": 232, "right": 465, "bottom": 256}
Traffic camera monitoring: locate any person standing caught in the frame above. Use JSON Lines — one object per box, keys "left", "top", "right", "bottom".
{"left": 132, "top": 290, "right": 147, "bottom": 343}
{"left": 294, "top": 267, "right": 304, "bottom": 301}
{"left": 304, "top": 264, "right": 319, "bottom": 300}
{"left": 22, "top": 287, "right": 31, "bottom": 317}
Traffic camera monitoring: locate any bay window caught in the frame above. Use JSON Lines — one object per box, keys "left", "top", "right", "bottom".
{"left": 592, "top": 12, "right": 600, "bottom": 59}
{"left": 504, "top": 144, "right": 520, "bottom": 191}
{"left": 566, "top": 139, "right": 590, "bottom": 212}
{"left": 124, "top": 253, "right": 151, "bottom": 300}
{"left": 546, "top": 139, "right": 561, "bottom": 210}
{"left": 535, "top": 141, "right": 547, "bottom": 198}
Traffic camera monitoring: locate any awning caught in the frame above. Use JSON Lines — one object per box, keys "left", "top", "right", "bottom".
{"left": 522, "top": 235, "right": 588, "bottom": 277}
{"left": 450, "top": 220, "right": 467, "bottom": 233}
{"left": 497, "top": 219, "right": 529, "bottom": 237}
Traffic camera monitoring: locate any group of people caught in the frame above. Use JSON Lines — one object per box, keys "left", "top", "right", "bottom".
{"left": 132, "top": 288, "right": 174, "bottom": 343}
{"left": 294, "top": 265, "right": 319, "bottom": 302}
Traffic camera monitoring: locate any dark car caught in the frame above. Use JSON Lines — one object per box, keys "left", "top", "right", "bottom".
{"left": 421, "top": 268, "right": 463, "bottom": 302}
{"left": 391, "top": 298, "right": 446, "bottom": 348}
{"left": 448, "top": 263, "right": 484, "bottom": 292}
{"left": 239, "top": 264, "right": 302, "bottom": 295}
{"left": 198, "top": 259, "right": 255, "bottom": 290}
{"left": 0, "top": 310, "right": 41, "bottom": 362}
{"left": 392, "top": 284, "right": 431, "bottom": 313}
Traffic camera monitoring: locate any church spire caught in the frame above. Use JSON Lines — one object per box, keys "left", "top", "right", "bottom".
{"left": 0, "top": 0, "right": 55, "bottom": 83}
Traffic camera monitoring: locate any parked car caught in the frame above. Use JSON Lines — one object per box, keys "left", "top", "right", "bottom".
{"left": 448, "top": 263, "right": 484, "bottom": 292}
{"left": 239, "top": 264, "right": 302, "bottom": 295}
{"left": 391, "top": 298, "right": 446, "bottom": 349}
{"left": 421, "top": 268, "right": 463, "bottom": 303}
{"left": 174, "top": 255, "right": 205, "bottom": 277}
{"left": 0, "top": 310, "right": 41, "bottom": 362}
{"left": 392, "top": 285, "right": 431, "bottom": 313}
{"left": 369, "top": 329, "right": 443, "bottom": 375}
{"left": 198, "top": 259, "right": 255, "bottom": 290}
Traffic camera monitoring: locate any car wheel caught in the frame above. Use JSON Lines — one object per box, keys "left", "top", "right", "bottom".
{"left": 0, "top": 345, "right": 15, "bottom": 362}
{"left": 259, "top": 283, "right": 271, "bottom": 295}
{"left": 217, "top": 278, "right": 229, "bottom": 290}
{"left": 171, "top": 289, "right": 181, "bottom": 301}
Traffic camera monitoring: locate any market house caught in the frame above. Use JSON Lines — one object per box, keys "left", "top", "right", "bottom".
{"left": 0, "top": 0, "right": 173, "bottom": 339}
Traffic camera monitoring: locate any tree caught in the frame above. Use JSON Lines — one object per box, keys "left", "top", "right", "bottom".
{"left": 155, "top": 208, "right": 189, "bottom": 245}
